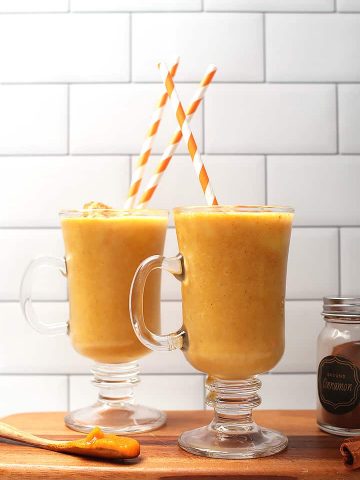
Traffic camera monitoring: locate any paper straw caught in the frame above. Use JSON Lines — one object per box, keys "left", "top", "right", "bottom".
{"left": 124, "top": 57, "right": 180, "bottom": 209}
{"left": 157, "top": 62, "right": 218, "bottom": 206}
{"left": 136, "top": 65, "right": 217, "bottom": 209}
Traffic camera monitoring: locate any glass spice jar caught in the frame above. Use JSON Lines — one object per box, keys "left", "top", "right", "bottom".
{"left": 317, "top": 297, "right": 360, "bottom": 436}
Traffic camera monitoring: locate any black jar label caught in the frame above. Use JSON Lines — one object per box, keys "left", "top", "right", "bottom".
{"left": 318, "top": 355, "right": 360, "bottom": 414}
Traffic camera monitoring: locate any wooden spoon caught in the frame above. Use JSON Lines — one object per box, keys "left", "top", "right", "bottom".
{"left": 0, "top": 421, "right": 140, "bottom": 460}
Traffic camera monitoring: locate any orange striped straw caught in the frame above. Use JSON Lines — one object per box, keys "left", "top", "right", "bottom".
{"left": 124, "top": 57, "right": 180, "bottom": 209}
{"left": 136, "top": 64, "right": 217, "bottom": 209}
{"left": 157, "top": 62, "right": 218, "bottom": 206}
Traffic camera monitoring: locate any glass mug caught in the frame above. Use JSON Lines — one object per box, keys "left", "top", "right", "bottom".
{"left": 130, "top": 205, "right": 294, "bottom": 459}
{"left": 20, "top": 208, "right": 168, "bottom": 434}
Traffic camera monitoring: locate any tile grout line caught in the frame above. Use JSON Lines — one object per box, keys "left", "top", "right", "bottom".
{"left": 134, "top": 372, "right": 204, "bottom": 376}
{"left": 262, "top": 13, "right": 266, "bottom": 82}
{"left": 335, "top": 83, "right": 340, "bottom": 154}
{"left": 128, "top": 154, "right": 132, "bottom": 189}
{"left": 203, "top": 375, "right": 206, "bottom": 410}
{"left": 3, "top": 153, "right": 358, "bottom": 158}
{"left": 338, "top": 227, "right": 342, "bottom": 296}
{"left": 264, "top": 155, "right": 268, "bottom": 204}
{"left": 0, "top": 297, "right": 333, "bottom": 303}
{"left": 267, "top": 371, "right": 317, "bottom": 375}
{"left": 66, "top": 375, "right": 70, "bottom": 411}
{"left": 0, "top": 299, "right": 68, "bottom": 303}
{"left": 202, "top": 96, "right": 206, "bottom": 154}
{"left": 129, "top": 13, "right": 132, "bottom": 82}
{"left": 0, "top": 11, "right": 345, "bottom": 15}
{"left": 2, "top": 81, "right": 360, "bottom": 85}
{"left": 66, "top": 84, "right": 70, "bottom": 155}
{"left": 0, "top": 371, "right": 317, "bottom": 377}
{"left": 0, "top": 373, "right": 76, "bottom": 377}
{"left": 0, "top": 298, "right": 328, "bottom": 304}
{"left": 0, "top": 226, "right": 62, "bottom": 230}
{"left": 0, "top": 372, "right": 215, "bottom": 377}
{"left": 0, "top": 225, "right": 359, "bottom": 230}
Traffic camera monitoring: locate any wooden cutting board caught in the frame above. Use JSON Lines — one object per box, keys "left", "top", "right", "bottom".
{"left": 0, "top": 410, "right": 353, "bottom": 479}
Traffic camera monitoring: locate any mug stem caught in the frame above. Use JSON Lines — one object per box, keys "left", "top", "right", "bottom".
{"left": 64, "top": 362, "right": 166, "bottom": 434}
{"left": 92, "top": 362, "right": 140, "bottom": 407}
{"left": 206, "top": 376, "right": 262, "bottom": 435}
{"left": 178, "top": 375, "right": 288, "bottom": 459}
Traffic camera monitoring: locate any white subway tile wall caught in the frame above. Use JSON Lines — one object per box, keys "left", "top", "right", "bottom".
{"left": 0, "top": 230, "right": 66, "bottom": 300}
{"left": 205, "top": 85, "right": 336, "bottom": 154}
{"left": 204, "top": 1, "right": 334, "bottom": 12}
{"left": 0, "top": 85, "right": 67, "bottom": 154}
{"left": 132, "top": 13, "right": 264, "bottom": 81}
{"left": 72, "top": 0, "right": 202, "bottom": 12}
{"left": 259, "top": 374, "right": 317, "bottom": 410}
{"left": 133, "top": 155, "right": 265, "bottom": 226}
{"left": 267, "top": 14, "right": 360, "bottom": 82}
{"left": 0, "top": 303, "right": 91, "bottom": 374}
{"left": 339, "top": 85, "right": 360, "bottom": 153}
{"left": 70, "top": 375, "right": 205, "bottom": 412}
{"left": 340, "top": 228, "right": 360, "bottom": 296}
{"left": 286, "top": 228, "right": 338, "bottom": 299}
{"left": 267, "top": 156, "right": 360, "bottom": 226}
{"left": 0, "top": 2, "right": 358, "bottom": 415}
{"left": 0, "top": 1, "right": 69, "bottom": 13}
{"left": 0, "top": 156, "right": 129, "bottom": 227}
{"left": 0, "top": 376, "right": 67, "bottom": 417}
{"left": 70, "top": 84, "right": 203, "bottom": 154}
{"left": 274, "top": 301, "right": 322, "bottom": 373}
{"left": 337, "top": 0, "right": 360, "bottom": 12}
{"left": 0, "top": 15, "right": 129, "bottom": 82}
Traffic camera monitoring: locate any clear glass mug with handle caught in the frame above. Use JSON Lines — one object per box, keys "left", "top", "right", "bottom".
{"left": 20, "top": 208, "right": 168, "bottom": 434}
{"left": 130, "top": 205, "right": 294, "bottom": 459}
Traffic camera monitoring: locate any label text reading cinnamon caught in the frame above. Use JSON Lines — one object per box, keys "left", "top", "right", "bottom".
{"left": 318, "top": 355, "right": 360, "bottom": 414}
{"left": 322, "top": 378, "right": 353, "bottom": 392}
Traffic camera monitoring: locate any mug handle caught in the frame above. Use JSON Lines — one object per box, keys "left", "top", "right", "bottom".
{"left": 20, "top": 256, "right": 68, "bottom": 335}
{"left": 130, "top": 254, "right": 185, "bottom": 351}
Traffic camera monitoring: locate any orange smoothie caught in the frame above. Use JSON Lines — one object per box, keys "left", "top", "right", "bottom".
{"left": 174, "top": 207, "right": 293, "bottom": 380}
{"left": 61, "top": 211, "right": 168, "bottom": 364}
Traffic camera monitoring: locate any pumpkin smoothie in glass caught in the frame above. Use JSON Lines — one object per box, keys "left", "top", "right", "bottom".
{"left": 130, "top": 205, "right": 294, "bottom": 458}
{"left": 61, "top": 209, "right": 167, "bottom": 364}
{"left": 21, "top": 204, "right": 169, "bottom": 434}
{"left": 174, "top": 206, "right": 293, "bottom": 380}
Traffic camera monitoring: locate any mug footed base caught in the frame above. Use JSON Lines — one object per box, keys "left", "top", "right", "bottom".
{"left": 64, "top": 362, "right": 166, "bottom": 434}
{"left": 64, "top": 402, "right": 166, "bottom": 434}
{"left": 178, "top": 424, "right": 288, "bottom": 459}
{"left": 179, "top": 376, "right": 288, "bottom": 459}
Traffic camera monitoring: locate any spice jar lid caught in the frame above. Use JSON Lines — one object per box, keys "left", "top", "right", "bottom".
{"left": 323, "top": 296, "right": 360, "bottom": 319}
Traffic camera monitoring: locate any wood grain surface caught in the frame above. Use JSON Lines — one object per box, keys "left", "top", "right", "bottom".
{"left": 0, "top": 410, "right": 353, "bottom": 479}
